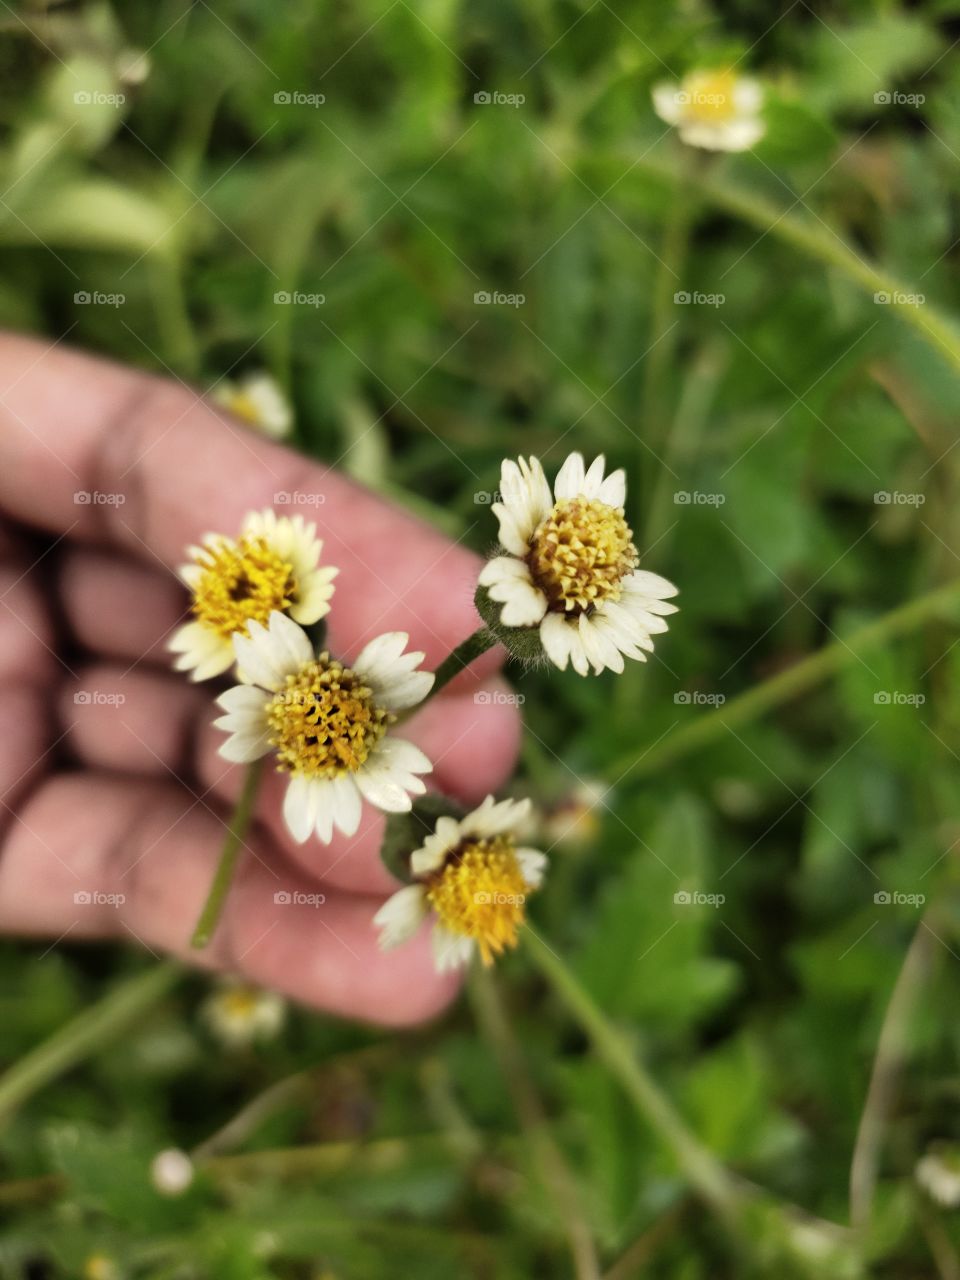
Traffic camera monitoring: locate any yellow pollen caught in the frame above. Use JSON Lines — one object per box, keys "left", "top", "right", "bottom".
{"left": 528, "top": 497, "right": 638, "bottom": 614}
{"left": 681, "top": 69, "right": 738, "bottom": 124}
{"left": 219, "top": 987, "right": 261, "bottom": 1020}
{"left": 225, "top": 390, "right": 263, "bottom": 426}
{"left": 191, "top": 534, "right": 298, "bottom": 640}
{"left": 425, "top": 836, "right": 531, "bottom": 966}
{"left": 267, "top": 655, "right": 393, "bottom": 779}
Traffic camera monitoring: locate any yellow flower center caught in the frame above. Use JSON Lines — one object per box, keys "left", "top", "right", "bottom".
{"left": 267, "top": 655, "right": 393, "bottom": 778}
{"left": 191, "top": 535, "right": 299, "bottom": 640}
{"left": 425, "top": 836, "right": 530, "bottom": 965}
{"left": 225, "top": 390, "right": 263, "bottom": 426}
{"left": 528, "top": 497, "right": 638, "bottom": 614}
{"left": 682, "top": 70, "right": 738, "bottom": 123}
{"left": 219, "top": 987, "right": 261, "bottom": 1020}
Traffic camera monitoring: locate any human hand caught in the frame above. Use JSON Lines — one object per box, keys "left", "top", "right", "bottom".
{"left": 0, "top": 334, "right": 521, "bottom": 1024}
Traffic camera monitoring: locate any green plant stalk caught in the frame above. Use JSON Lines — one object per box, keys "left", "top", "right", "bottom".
{"left": 523, "top": 928, "right": 743, "bottom": 1228}
{"left": 422, "top": 627, "right": 498, "bottom": 703}
{"left": 850, "top": 909, "right": 939, "bottom": 1230}
{"left": 469, "top": 965, "right": 601, "bottom": 1280}
{"left": 622, "top": 155, "right": 960, "bottom": 376}
{"left": 191, "top": 758, "right": 265, "bottom": 949}
{"left": 0, "top": 962, "right": 180, "bottom": 1128}
{"left": 609, "top": 576, "right": 960, "bottom": 780}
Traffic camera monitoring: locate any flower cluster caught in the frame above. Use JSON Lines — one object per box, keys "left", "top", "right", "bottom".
{"left": 172, "top": 451, "right": 676, "bottom": 972}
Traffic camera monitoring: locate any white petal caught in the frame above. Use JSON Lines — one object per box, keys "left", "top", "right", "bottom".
{"left": 490, "top": 503, "right": 532, "bottom": 557}
{"left": 539, "top": 612, "right": 574, "bottom": 671}
{"left": 218, "top": 731, "right": 272, "bottom": 763}
{"left": 353, "top": 632, "right": 434, "bottom": 711}
{"left": 553, "top": 452, "right": 586, "bottom": 501}
{"left": 624, "top": 570, "right": 679, "bottom": 601}
{"left": 516, "top": 847, "right": 548, "bottom": 888}
{"left": 652, "top": 82, "right": 684, "bottom": 125}
{"left": 234, "top": 611, "right": 313, "bottom": 690}
{"left": 462, "top": 795, "right": 531, "bottom": 839}
{"left": 282, "top": 774, "right": 319, "bottom": 844}
{"left": 733, "top": 78, "right": 763, "bottom": 114}
{"left": 410, "top": 815, "right": 463, "bottom": 877}
{"left": 355, "top": 738, "right": 431, "bottom": 813}
{"left": 431, "top": 924, "right": 475, "bottom": 973}
{"left": 580, "top": 455, "right": 608, "bottom": 500}
{"left": 578, "top": 613, "right": 625, "bottom": 675}
{"left": 478, "top": 555, "right": 530, "bottom": 588}
{"left": 598, "top": 468, "right": 626, "bottom": 508}
{"left": 329, "top": 774, "right": 363, "bottom": 838}
{"left": 490, "top": 577, "right": 548, "bottom": 628}
{"left": 374, "top": 885, "right": 428, "bottom": 949}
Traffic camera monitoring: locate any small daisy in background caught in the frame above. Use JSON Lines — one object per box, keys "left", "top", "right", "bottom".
{"left": 916, "top": 1146, "right": 960, "bottom": 1208}
{"left": 201, "top": 978, "right": 286, "bottom": 1050}
{"left": 653, "top": 68, "right": 765, "bottom": 152}
{"left": 215, "top": 612, "right": 434, "bottom": 843}
{"left": 213, "top": 371, "right": 293, "bottom": 440}
{"left": 478, "top": 452, "right": 678, "bottom": 676}
{"left": 374, "top": 795, "right": 547, "bottom": 972}
{"left": 543, "top": 779, "right": 609, "bottom": 847}
{"left": 150, "top": 1148, "right": 194, "bottom": 1197}
{"left": 168, "top": 509, "right": 338, "bottom": 681}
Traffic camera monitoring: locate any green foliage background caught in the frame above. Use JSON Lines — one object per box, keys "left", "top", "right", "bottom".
{"left": 3, "top": 0, "right": 960, "bottom": 1276}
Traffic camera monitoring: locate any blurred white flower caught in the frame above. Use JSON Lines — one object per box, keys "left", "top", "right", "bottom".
{"left": 201, "top": 979, "right": 286, "bottom": 1049}
{"left": 168, "top": 509, "right": 337, "bottom": 681}
{"left": 374, "top": 795, "right": 546, "bottom": 971}
{"left": 214, "top": 371, "right": 293, "bottom": 439}
{"left": 917, "top": 1148, "right": 960, "bottom": 1207}
{"left": 215, "top": 613, "right": 433, "bottom": 843}
{"left": 652, "top": 69, "right": 765, "bottom": 152}
{"left": 150, "top": 1148, "right": 194, "bottom": 1197}
{"left": 543, "top": 780, "right": 608, "bottom": 846}
{"left": 478, "top": 452, "right": 678, "bottom": 676}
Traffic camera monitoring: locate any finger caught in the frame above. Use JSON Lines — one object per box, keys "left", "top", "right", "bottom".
{"left": 59, "top": 546, "right": 187, "bottom": 665}
{"left": 59, "top": 663, "right": 522, "bottom": 894}
{"left": 0, "top": 772, "right": 459, "bottom": 1026}
{"left": 0, "top": 334, "right": 501, "bottom": 675}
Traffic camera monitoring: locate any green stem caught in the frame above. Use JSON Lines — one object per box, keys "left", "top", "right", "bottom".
{"left": 620, "top": 155, "right": 960, "bottom": 376}
{"left": 470, "top": 966, "right": 602, "bottom": 1280}
{"left": 422, "top": 627, "right": 498, "bottom": 704}
{"left": 523, "top": 928, "right": 744, "bottom": 1228}
{"left": 0, "top": 962, "right": 180, "bottom": 1127}
{"left": 849, "top": 909, "right": 939, "bottom": 1230}
{"left": 609, "top": 576, "right": 960, "bottom": 780}
{"left": 191, "top": 758, "right": 265, "bottom": 949}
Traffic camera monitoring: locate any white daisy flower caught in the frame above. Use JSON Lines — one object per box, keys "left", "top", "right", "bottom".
{"left": 200, "top": 979, "right": 286, "bottom": 1049}
{"left": 169, "top": 508, "right": 338, "bottom": 682}
{"left": 652, "top": 69, "right": 765, "bottom": 152}
{"left": 917, "top": 1148, "right": 960, "bottom": 1208}
{"left": 214, "top": 371, "right": 293, "bottom": 439}
{"left": 150, "top": 1148, "right": 194, "bottom": 1197}
{"left": 477, "top": 452, "right": 678, "bottom": 676}
{"left": 214, "top": 612, "right": 434, "bottom": 844}
{"left": 374, "top": 795, "right": 547, "bottom": 972}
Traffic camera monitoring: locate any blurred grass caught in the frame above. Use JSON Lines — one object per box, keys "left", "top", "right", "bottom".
{"left": 3, "top": 0, "right": 960, "bottom": 1276}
